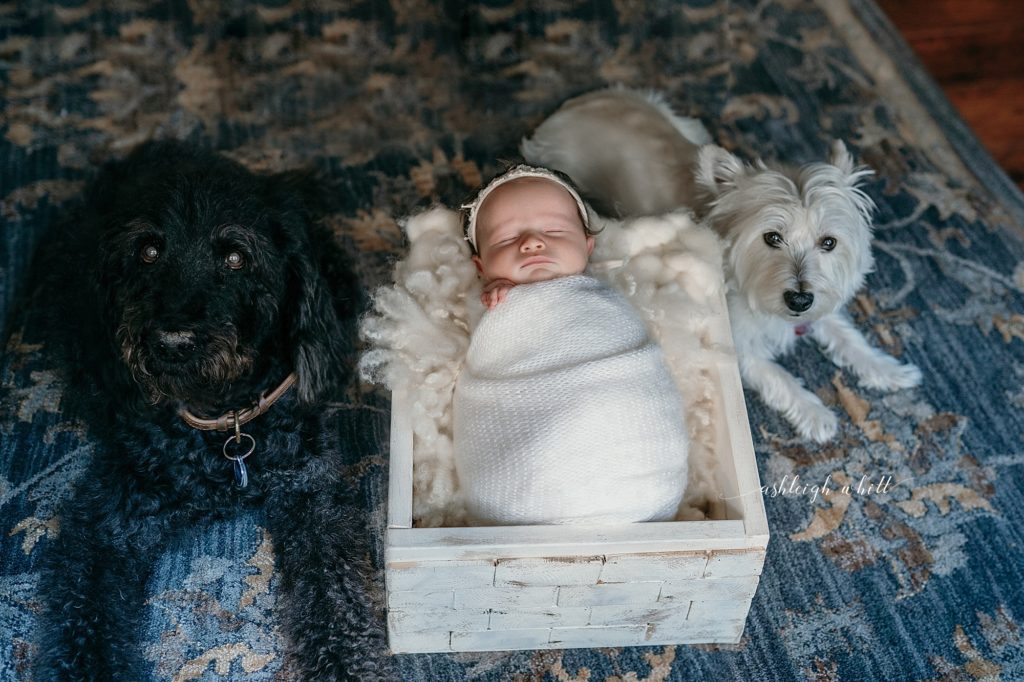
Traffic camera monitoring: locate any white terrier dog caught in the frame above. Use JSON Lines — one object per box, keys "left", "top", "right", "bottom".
{"left": 522, "top": 88, "right": 921, "bottom": 442}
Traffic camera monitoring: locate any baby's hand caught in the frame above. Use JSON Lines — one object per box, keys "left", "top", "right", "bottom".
{"left": 481, "top": 279, "right": 516, "bottom": 309}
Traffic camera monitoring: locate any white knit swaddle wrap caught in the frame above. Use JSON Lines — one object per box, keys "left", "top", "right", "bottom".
{"left": 453, "top": 275, "right": 688, "bottom": 525}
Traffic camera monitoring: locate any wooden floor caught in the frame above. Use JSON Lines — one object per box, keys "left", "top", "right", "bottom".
{"left": 876, "top": 0, "right": 1024, "bottom": 190}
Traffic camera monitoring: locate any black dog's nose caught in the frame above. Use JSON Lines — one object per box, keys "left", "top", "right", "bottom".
{"left": 153, "top": 330, "right": 196, "bottom": 361}
{"left": 784, "top": 290, "right": 814, "bottom": 313}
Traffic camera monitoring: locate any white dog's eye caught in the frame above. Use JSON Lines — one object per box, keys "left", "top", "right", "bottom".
{"left": 224, "top": 251, "right": 245, "bottom": 270}
{"left": 763, "top": 232, "right": 784, "bottom": 248}
{"left": 820, "top": 236, "right": 837, "bottom": 252}
{"left": 140, "top": 244, "right": 160, "bottom": 264}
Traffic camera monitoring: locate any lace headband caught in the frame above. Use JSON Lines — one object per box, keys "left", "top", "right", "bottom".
{"left": 462, "top": 164, "right": 590, "bottom": 250}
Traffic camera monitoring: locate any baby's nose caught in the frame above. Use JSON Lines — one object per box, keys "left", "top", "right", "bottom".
{"left": 520, "top": 233, "right": 545, "bottom": 251}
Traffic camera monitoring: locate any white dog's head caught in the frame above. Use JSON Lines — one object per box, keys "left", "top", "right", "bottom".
{"left": 696, "top": 140, "right": 875, "bottom": 322}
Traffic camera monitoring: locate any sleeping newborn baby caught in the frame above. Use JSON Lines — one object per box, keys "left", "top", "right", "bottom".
{"left": 453, "top": 165, "right": 689, "bottom": 525}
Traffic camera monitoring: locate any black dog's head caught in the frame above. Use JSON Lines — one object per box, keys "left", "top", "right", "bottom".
{"left": 79, "top": 140, "right": 354, "bottom": 412}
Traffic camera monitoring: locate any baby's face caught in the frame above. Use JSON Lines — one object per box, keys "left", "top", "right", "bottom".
{"left": 473, "top": 177, "right": 594, "bottom": 285}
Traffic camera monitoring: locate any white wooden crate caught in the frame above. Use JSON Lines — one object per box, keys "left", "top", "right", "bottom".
{"left": 384, "top": 290, "right": 769, "bottom": 653}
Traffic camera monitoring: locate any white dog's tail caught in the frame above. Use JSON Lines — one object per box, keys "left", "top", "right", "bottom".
{"left": 634, "top": 88, "right": 713, "bottom": 146}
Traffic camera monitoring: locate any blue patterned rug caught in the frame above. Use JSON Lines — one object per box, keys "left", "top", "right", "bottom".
{"left": 2, "top": 1, "right": 1024, "bottom": 680}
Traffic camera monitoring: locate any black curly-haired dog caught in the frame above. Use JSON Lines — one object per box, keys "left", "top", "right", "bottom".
{"left": 32, "top": 140, "right": 393, "bottom": 681}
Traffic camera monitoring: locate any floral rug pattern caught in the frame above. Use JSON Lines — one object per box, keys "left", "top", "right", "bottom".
{"left": 2, "top": 1, "right": 1023, "bottom": 679}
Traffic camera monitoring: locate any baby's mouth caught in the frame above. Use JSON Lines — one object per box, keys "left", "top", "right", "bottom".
{"left": 521, "top": 256, "right": 555, "bottom": 267}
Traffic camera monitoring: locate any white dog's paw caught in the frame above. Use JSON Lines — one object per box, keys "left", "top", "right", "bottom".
{"left": 790, "top": 403, "right": 839, "bottom": 443}
{"left": 858, "top": 358, "right": 923, "bottom": 392}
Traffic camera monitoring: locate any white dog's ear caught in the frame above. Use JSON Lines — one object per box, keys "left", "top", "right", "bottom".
{"left": 830, "top": 140, "right": 855, "bottom": 175}
{"left": 829, "top": 140, "right": 874, "bottom": 187}
{"left": 696, "top": 145, "right": 745, "bottom": 196}
{"left": 828, "top": 139, "right": 876, "bottom": 222}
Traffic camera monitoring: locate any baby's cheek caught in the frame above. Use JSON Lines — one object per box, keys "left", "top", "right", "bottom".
{"left": 488, "top": 253, "right": 519, "bottom": 282}
{"left": 570, "top": 249, "right": 590, "bottom": 273}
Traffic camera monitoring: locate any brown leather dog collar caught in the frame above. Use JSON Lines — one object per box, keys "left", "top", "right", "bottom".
{"left": 178, "top": 373, "right": 297, "bottom": 432}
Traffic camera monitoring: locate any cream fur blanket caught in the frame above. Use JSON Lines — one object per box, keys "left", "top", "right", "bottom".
{"left": 454, "top": 274, "right": 688, "bottom": 525}
{"left": 360, "top": 207, "right": 726, "bottom": 528}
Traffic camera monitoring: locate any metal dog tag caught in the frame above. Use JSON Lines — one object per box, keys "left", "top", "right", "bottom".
{"left": 223, "top": 433, "right": 256, "bottom": 489}
{"left": 233, "top": 458, "right": 248, "bottom": 488}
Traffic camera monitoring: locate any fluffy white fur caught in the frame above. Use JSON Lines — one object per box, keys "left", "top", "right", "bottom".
{"left": 522, "top": 87, "right": 922, "bottom": 443}
{"left": 360, "top": 206, "right": 727, "bottom": 527}
{"left": 359, "top": 210, "right": 483, "bottom": 525}
{"left": 521, "top": 87, "right": 711, "bottom": 218}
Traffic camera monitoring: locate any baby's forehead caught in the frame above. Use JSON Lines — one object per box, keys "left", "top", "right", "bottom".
{"left": 479, "top": 179, "right": 583, "bottom": 226}
{"left": 484, "top": 176, "right": 577, "bottom": 204}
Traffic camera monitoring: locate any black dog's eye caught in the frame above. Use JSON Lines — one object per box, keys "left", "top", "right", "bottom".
{"left": 224, "top": 251, "right": 245, "bottom": 270}
{"left": 820, "top": 236, "right": 837, "bottom": 252}
{"left": 763, "top": 232, "right": 784, "bottom": 248}
{"left": 140, "top": 244, "right": 160, "bottom": 264}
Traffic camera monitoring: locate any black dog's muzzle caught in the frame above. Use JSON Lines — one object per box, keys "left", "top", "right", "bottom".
{"left": 151, "top": 330, "right": 197, "bottom": 363}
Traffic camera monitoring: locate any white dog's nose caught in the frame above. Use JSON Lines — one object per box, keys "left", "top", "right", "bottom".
{"left": 784, "top": 290, "right": 814, "bottom": 313}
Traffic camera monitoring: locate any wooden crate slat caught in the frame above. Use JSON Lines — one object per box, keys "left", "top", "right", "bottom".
{"left": 387, "top": 559, "right": 495, "bottom": 592}
{"left": 389, "top": 630, "right": 452, "bottom": 653}
{"left": 712, "top": 356, "right": 770, "bottom": 542}
{"left": 453, "top": 586, "right": 558, "bottom": 609}
{"left": 687, "top": 598, "right": 754, "bottom": 622}
{"left": 703, "top": 549, "right": 766, "bottom": 578}
{"left": 494, "top": 556, "right": 604, "bottom": 587}
{"left": 658, "top": 576, "right": 760, "bottom": 604}
{"left": 488, "top": 606, "right": 593, "bottom": 629}
{"left": 387, "top": 589, "right": 455, "bottom": 609}
{"left": 599, "top": 551, "right": 708, "bottom": 583}
{"left": 643, "top": 618, "right": 748, "bottom": 645}
{"left": 388, "top": 607, "right": 489, "bottom": 635}
{"left": 557, "top": 581, "right": 663, "bottom": 607}
{"left": 588, "top": 603, "right": 691, "bottom": 627}
{"left": 548, "top": 624, "right": 648, "bottom": 648}
{"left": 387, "top": 390, "right": 414, "bottom": 529}
{"left": 386, "top": 520, "right": 751, "bottom": 563}
{"left": 451, "top": 628, "right": 554, "bottom": 652}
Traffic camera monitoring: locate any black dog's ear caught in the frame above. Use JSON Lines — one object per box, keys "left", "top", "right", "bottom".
{"left": 290, "top": 248, "right": 346, "bottom": 405}
{"left": 269, "top": 172, "right": 356, "bottom": 406}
